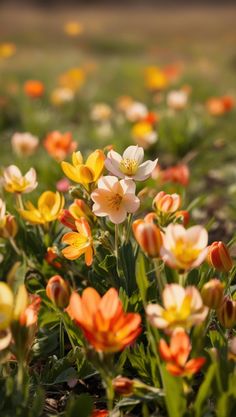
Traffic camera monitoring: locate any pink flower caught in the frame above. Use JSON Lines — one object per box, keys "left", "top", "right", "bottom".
{"left": 160, "top": 224, "right": 208, "bottom": 271}
{"left": 91, "top": 175, "right": 140, "bottom": 224}
{"left": 56, "top": 178, "right": 70, "bottom": 193}
{"left": 105, "top": 145, "right": 158, "bottom": 181}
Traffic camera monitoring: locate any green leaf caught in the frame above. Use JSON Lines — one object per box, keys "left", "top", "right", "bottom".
{"left": 161, "top": 364, "right": 187, "bottom": 417}
{"left": 65, "top": 393, "right": 93, "bottom": 417}
{"left": 99, "top": 254, "right": 116, "bottom": 273}
{"left": 119, "top": 241, "right": 137, "bottom": 296}
{"left": 29, "top": 387, "right": 45, "bottom": 417}
{"left": 136, "top": 253, "right": 149, "bottom": 305}
{"left": 193, "top": 363, "right": 217, "bottom": 417}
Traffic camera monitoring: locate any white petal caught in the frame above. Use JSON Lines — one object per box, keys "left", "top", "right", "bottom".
{"left": 120, "top": 179, "right": 136, "bottom": 194}
{"left": 109, "top": 208, "right": 127, "bottom": 224}
{"left": 123, "top": 194, "right": 140, "bottom": 213}
{"left": 123, "top": 145, "right": 144, "bottom": 164}
{"left": 134, "top": 158, "right": 158, "bottom": 181}
{"left": 97, "top": 175, "right": 118, "bottom": 191}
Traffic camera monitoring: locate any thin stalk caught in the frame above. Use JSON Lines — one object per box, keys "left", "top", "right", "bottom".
{"left": 59, "top": 319, "right": 65, "bottom": 358}
{"left": 153, "top": 259, "right": 166, "bottom": 295}
{"left": 15, "top": 193, "right": 24, "bottom": 210}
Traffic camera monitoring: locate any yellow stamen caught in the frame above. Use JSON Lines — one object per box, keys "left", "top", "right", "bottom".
{"left": 119, "top": 158, "right": 138, "bottom": 176}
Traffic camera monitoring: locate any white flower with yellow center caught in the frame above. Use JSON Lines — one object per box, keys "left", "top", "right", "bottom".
{"left": 2, "top": 165, "right": 38, "bottom": 194}
{"left": 105, "top": 145, "right": 158, "bottom": 181}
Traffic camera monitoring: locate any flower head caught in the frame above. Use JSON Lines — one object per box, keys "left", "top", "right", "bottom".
{"left": 160, "top": 224, "right": 208, "bottom": 271}
{"left": 62, "top": 218, "right": 93, "bottom": 266}
{"left": 0, "top": 282, "right": 14, "bottom": 331}
{"left": 159, "top": 328, "right": 205, "bottom": 376}
{"left": 24, "top": 80, "right": 44, "bottom": 98}
{"left": 154, "top": 191, "right": 181, "bottom": 214}
{"left": 66, "top": 287, "right": 141, "bottom": 353}
{"left": 44, "top": 131, "right": 77, "bottom": 162}
{"left": 207, "top": 241, "right": 233, "bottom": 272}
{"left": 64, "top": 21, "right": 83, "bottom": 36}
{"left": 91, "top": 176, "right": 140, "bottom": 224}
{"left": 105, "top": 145, "right": 158, "bottom": 181}
{"left": 59, "top": 67, "right": 85, "bottom": 92}
{"left": 50, "top": 87, "right": 74, "bottom": 106}
{"left": 0, "top": 42, "right": 16, "bottom": 58}
{"left": 59, "top": 199, "right": 94, "bottom": 230}
{"left": 46, "top": 275, "right": 70, "bottom": 308}
{"left": 201, "top": 279, "right": 224, "bottom": 310}
{"left": 132, "top": 215, "right": 163, "bottom": 258}
{"left": 0, "top": 199, "right": 6, "bottom": 229}
{"left": 131, "top": 122, "right": 158, "bottom": 149}
{"left": 2, "top": 165, "right": 38, "bottom": 194}
{"left": 11, "top": 132, "right": 39, "bottom": 157}
{"left": 167, "top": 90, "right": 188, "bottom": 110}
{"left": 20, "top": 191, "right": 64, "bottom": 225}
{"left": 146, "top": 284, "right": 208, "bottom": 332}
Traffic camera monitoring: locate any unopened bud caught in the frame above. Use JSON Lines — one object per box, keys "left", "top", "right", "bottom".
{"left": 46, "top": 275, "right": 70, "bottom": 308}
{"left": 207, "top": 241, "right": 233, "bottom": 272}
{"left": 217, "top": 296, "right": 236, "bottom": 328}
{"left": 201, "top": 279, "right": 224, "bottom": 310}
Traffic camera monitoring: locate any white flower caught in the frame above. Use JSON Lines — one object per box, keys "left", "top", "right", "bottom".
{"left": 11, "top": 132, "right": 39, "bottom": 157}
{"left": 105, "top": 145, "right": 158, "bottom": 181}
{"left": 125, "top": 102, "right": 148, "bottom": 122}
{"left": 2, "top": 165, "right": 38, "bottom": 194}
{"left": 167, "top": 90, "right": 188, "bottom": 110}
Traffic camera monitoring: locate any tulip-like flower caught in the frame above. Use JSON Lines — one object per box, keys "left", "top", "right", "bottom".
{"left": 44, "top": 131, "right": 77, "bottom": 162}
{"left": 201, "top": 279, "right": 224, "bottom": 310}
{"left": 159, "top": 328, "right": 205, "bottom": 376}
{"left": 11, "top": 132, "right": 39, "bottom": 157}
{"left": 217, "top": 297, "right": 236, "bottom": 328}
{"left": 153, "top": 191, "right": 181, "bottom": 214}
{"left": 19, "top": 191, "right": 64, "bottom": 225}
{"left": 46, "top": 275, "right": 70, "bottom": 308}
{"left": 2, "top": 165, "right": 38, "bottom": 194}
{"left": 105, "top": 145, "right": 158, "bottom": 181}
{"left": 61, "top": 149, "right": 105, "bottom": 186}
{"left": 112, "top": 376, "right": 134, "bottom": 396}
{"left": 132, "top": 215, "right": 162, "bottom": 258}
{"left": 23, "top": 80, "right": 45, "bottom": 99}
{"left": 61, "top": 218, "right": 94, "bottom": 266}
{"left": 59, "top": 199, "right": 94, "bottom": 230}
{"left": 146, "top": 284, "right": 208, "bottom": 332}
{"left": 160, "top": 224, "right": 208, "bottom": 271}
{"left": 167, "top": 90, "right": 188, "bottom": 111}
{"left": 0, "top": 282, "right": 14, "bottom": 331}
{"left": 175, "top": 210, "right": 190, "bottom": 227}
{"left": 207, "top": 241, "right": 233, "bottom": 272}
{"left": 91, "top": 176, "right": 140, "bottom": 224}
{"left": 153, "top": 164, "right": 189, "bottom": 187}
{"left": 66, "top": 287, "right": 141, "bottom": 353}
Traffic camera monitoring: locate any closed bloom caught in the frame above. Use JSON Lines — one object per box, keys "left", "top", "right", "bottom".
{"left": 207, "top": 241, "right": 233, "bottom": 272}
{"left": 2, "top": 165, "right": 38, "bottom": 194}
{"left": 0, "top": 199, "right": 6, "bottom": 229}
{"left": 44, "top": 131, "right": 77, "bottom": 162}
{"left": 132, "top": 215, "right": 163, "bottom": 258}
{"left": 61, "top": 218, "right": 93, "bottom": 266}
{"left": 146, "top": 284, "right": 208, "bottom": 332}
{"left": 11, "top": 132, "right": 39, "bottom": 157}
{"left": 201, "top": 279, "right": 224, "bottom": 310}
{"left": 217, "top": 297, "right": 236, "bottom": 328}
{"left": 112, "top": 376, "right": 134, "bottom": 396}
{"left": 105, "top": 145, "right": 158, "bottom": 181}
{"left": 159, "top": 329, "right": 205, "bottom": 377}
{"left": 154, "top": 191, "right": 181, "bottom": 213}
{"left": 66, "top": 287, "right": 141, "bottom": 353}
{"left": 0, "top": 214, "right": 18, "bottom": 239}
{"left": 20, "top": 191, "right": 64, "bottom": 225}
{"left": 24, "top": 80, "right": 44, "bottom": 99}
{"left": 59, "top": 199, "right": 94, "bottom": 230}
{"left": 91, "top": 176, "right": 140, "bottom": 224}
{"left": 153, "top": 164, "right": 190, "bottom": 186}
{"left": 61, "top": 149, "right": 105, "bottom": 186}
{"left": 46, "top": 275, "right": 70, "bottom": 308}
{"left": 160, "top": 224, "right": 208, "bottom": 271}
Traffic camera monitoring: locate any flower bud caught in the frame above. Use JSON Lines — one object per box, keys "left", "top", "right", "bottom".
{"left": 112, "top": 376, "right": 134, "bottom": 396}
{"left": 3, "top": 214, "right": 18, "bottom": 238}
{"left": 153, "top": 191, "right": 181, "bottom": 213}
{"left": 58, "top": 209, "right": 77, "bottom": 230}
{"left": 0, "top": 282, "right": 14, "bottom": 331}
{"left": 175, "top": 210, "right": 190, "bottom": 226}
{"left": 217, "top": 296, "right": 236, "bottom": 328}
{"left": 45, "top": 247, "right": 62, "bottom": 269}
{"left": 207, "top": 241, "right": 233, "bottom": 272}
{"left": 201, "top": 279, "right": 224, "bottom": 309}
{"left": 132, "top": 219, "right": 162, "bottom": 258}
{"left": 46, "top": 275, "right": 70, "bottom": 308}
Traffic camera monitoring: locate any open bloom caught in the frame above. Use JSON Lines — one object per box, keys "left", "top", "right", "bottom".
{"left": 23, "top": 80, "right": 44, "bottom": 98}
{"left": 105, "top": 145, "right": 158, "bottom": 181}
{"left": 159, "top": 329, "right": 205, "bottom": 376}
{"left": 0, "top": 42, "right": 16, "bottom": 58}
{"left": 91, "top": 176, "right": 140, "bottom": 224}
{"left": 59, "top": 199, "right": 94, "bottom": 230}
{"left": 160, "top": 224, "right": 208, "bottom": 271}
{"left": 61, "top": 150, "right": 105, "bottom": 186}
{"left": 2, "top": 165, "right": 38, "bottom": 194}
{"left": 11, "top": 132, "right": 39, "bottom": 157}
{"left": 44, "top": 131, "right": 77, "bottom": 162}
{"left": 50, "top": 87, "right": 74, "bottom": 106}
{"left": 146, "top": 284, "right": 208, "bottom": 332}
{"left": 207, "top": 241, "right": 233, "bottom": 272}
{"left": 20, "top": 191, "right": 64, "bottom": 225}
{"left": 62, "top": 218, "right": 93, "bottom": 266}
{"left": 167, "top": 90, "right": 188, "bottom": 110}
{"left": 153, "top": 164, "right": 190, "bottom": 186}
{"left": 206, "top": 96, "right": 234, "bottom": 116}
{"left": 66, "top": 287, "right": 141, "bottom": 352}
{"left": 145, "top": 66, "right": 168, "bottom": 91}
{"left": 90, "top": 103, "right": 112, "bottom": 122}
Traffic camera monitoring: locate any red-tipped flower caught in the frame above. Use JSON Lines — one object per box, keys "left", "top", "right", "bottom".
{"left": 132, "top": 215, "right": 163, "bottom": 258}
{"left": 217, "top": 296, "right": 236, "bottom": 328}
{"left": 46, "top": 275, "right": 70, "bottom": 308}
{"left": 207, "top": 241, "right": 233, "bottom": 272}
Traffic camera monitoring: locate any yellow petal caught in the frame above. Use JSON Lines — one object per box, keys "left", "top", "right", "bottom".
{"left": 61, "top": 161, "right": 82, "bottom": 183}
{"left": 86, "top": 150, "right": 105, "bottom": 181}
{"left": 13, "top": 285, "right": 28, "bottom": 320}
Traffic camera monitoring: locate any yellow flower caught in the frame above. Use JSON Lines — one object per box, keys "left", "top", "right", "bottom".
{"left": 2, "top": 165, "right": 38, "bottom": 194}
{"left": 59, "top": 67, "right": 86, "bottom": 92}
{"left": 19, "top": 191, "right": 64, "bottom": 225}
{"left": 0, "top": 282, "right": 14, "bottom": 331}
{"left": 61, "top": 149, "right": 105, "bottom": 187}
{"left": 62, "top": 218, "right": 94, "bottom": 266}
{"left": 145, "top": 67, "right": 168, "bottom": 91}
{"left": 0, "top": 43, "right": 16, "bottom": 58}
{"left": 64, "top": 21, "right": 83, "bottom": 37}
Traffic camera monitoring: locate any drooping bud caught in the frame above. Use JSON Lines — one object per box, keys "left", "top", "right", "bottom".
{"left": 201, "top": 279, "right": 224, "bottom": 310}
{"left": 217, "top": 296, "right": 236, "bottom": 328}
{"left": 46, "top": 275, "right": 70, "bottom": 308}
{"left": 207, "top": 241, "right": 233, "bottom": 272}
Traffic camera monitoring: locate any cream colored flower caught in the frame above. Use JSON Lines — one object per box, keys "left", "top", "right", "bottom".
{"left": 11, "top": 132, "right": 39, "bottom": 157}
{"left": 167, "top": 90, "right": 188, "bottom": 110}
{"left": 90, "top": 103, "right": 112, "bottom": 122}
{"left": 2, "top": 165, "right": 38, "bottom": 194}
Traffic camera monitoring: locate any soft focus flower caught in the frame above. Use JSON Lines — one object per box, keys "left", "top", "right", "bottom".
{"left": 59, "top": 199, "right": 94, "bottom": 230}
{"left": 0, "top": 214, "right": 18, "bottom": 239}
{"left": 11, "top": 132, "right": 39, "bottom": 157}
{"left": 217, "top": 296, "right": 236, "bottom": 328}
{"left": 64, "top": 21, "right": 83, "bottom": 36}
{"left": 56, "top": 178, "right": 70, "bottom": 193}
{"left": 66, "top": 287, "right": 141, "bottom": 352}
{"left": 125, "top": 102, "right": 148, "bottom": 122}
{"left": 50, "top": 87, "right": 74, "bottom": 106}
{"left": 0, "top": 42, "right": 16, "bottom": 58}
{"left": 146, "top": 284, "right": 208, "bottom": 331}
{"left": 91, "top": 176, "right": 140, "bottom": 224}
{"left": 175, "top": 210, "right": 190, "bottom": 227}
{"left": 112, "top": 376, "right": 134, "bottom": 396}
{"left": 132, "top": 215, "right": 163, "bottom": 258}
{"left": 62, "top": 218, "right": 93, "bottom": 266}
{"left": 153, "top": 164, "right": 190, "bottom": 186}
{"left": 153, "top": 191, "right": 181, "bottom": 214}
{"left": 116, "top": 95, "right": 134, "bottom": 112}
{"left": 90, "top": 103, "right": 112, "bottom": 122}
{"left": 59, "top": 67, "right": 85, "bottom": 92}
{"left": 2, "top": 165, "right": 38, "bottom": 194}
{"left": 61, "top": 149, "right": 105, "bottom": 186}
{"left": 131, "top": 121, "right": 158, "bottom": 149}
{"left": 19, "top": 294, "right": 41, "bottom": 327}
{"left": 145, "top": 67, "right": 168, "bottom": 91}
{"left": 167, "top": 90, "right": 188, "bottom": 110}
{"left": 105, "top": 145, "right": 158, "bottom": 181}
{"left": 91, "top": 411, "right": 108, "bottom": 417}
{"left": 160, "top": 224, "right": 208, "bottom": 271}
{"left": 201, "top": 279, "right": 224, "bottom": 310}
{"left": 23, "top": 80, "right": 44, "bottom": 99}
{"left": 159, "top": 328, "right": 205, "bottom": 376}
{"left": 0, "top": 199, "right": 6, "bottom": 229}
{"left": 0, "top": 282, "right": 14, "bottom": 331}
{"left": 206, "top": 96, "right": 234, "bottom": 116}
{"left": 20, "top": 191, "right": 64, "bottom": 225}
{"left": 44, "top": 131, "right": 77, "bottom": 162}
{"left": 207, "top": 241, "right": 233, "bottom": 272}
{"left": 46, "top": 275, "right": 70, "bottom": 308}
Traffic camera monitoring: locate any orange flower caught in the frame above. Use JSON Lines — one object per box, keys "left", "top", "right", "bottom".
{"left": 206, "top": 96, "right": 234, "bottom": 116}
{"left": 132, "top": 215, "right": 163, "bottom": 258}
{"left": 19, "top": 294, "right": 41, "bottom": 327}
{"left": 153, "top": 191, "right": 181, "bottom": 214}
{"left": 23, "top": 80, "right": 44, "bottom": 99}
{"left": 66, "top": 287, "right": 141, "bottom": 353}
{"left": 45, "top": 247, "right": 62, "bottom": 269}
{"left": 217, "top": 297, "right": 236, "bottom": 328}
{"left": 61, "top": 218, "right": 93, "bottom": 266}
{"left": 153, "top": 164, "right": 190, "bottom": 186}
{"left": 207, "top": 241, "right": 233, "bottom": 272}
{"left": 59, "top": 199, "right": 94, "bottom": 230}
{"left": 159, "top": 329, "right": 205, "bottom": 377}
{"left": 44, "top": 131, "right": 77, "bottom": 162}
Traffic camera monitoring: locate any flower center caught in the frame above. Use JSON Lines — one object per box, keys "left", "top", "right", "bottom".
{"left": 172, "top": 239, "right": 201, "bottom": 266}
{"left": 119, "top": 158, "right": 138, "bottom": 176}
{"left": 108, "top": 193, "right": 123, "bottom": 210}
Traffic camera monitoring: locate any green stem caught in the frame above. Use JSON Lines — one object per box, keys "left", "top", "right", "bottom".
{"left": 125, "top": 213, "right": 133, "bottom": 244}
{"left": 17, "top": 359, "right": 24, "bottom": 393}
{"left": 153, "top": 259, "right": 166, "bottom": 295}
{"left": 15, "top": 193, "right": 24, "bottom": 210}
{"left": 59, "top": 319, "right": 65, "bottom": 358}
{"left": 106, "top": 377, "right": 114, "bottom": 412}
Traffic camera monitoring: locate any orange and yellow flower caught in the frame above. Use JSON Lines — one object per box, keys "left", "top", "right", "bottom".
{"left": 46, "top": 275, "right": 70, "bottom": 308}
{"left": 66, "top": 287, "right": 141, "bottom": 353}
{"left": 23, "top": 80, "right": 45, "bottom": 99}
{"left": 59, "top": 199, "right": 94, "bottom": 230}
{"left": 19, "top": 191, "right": 64, "bottom": 225}
{"left": 59, "top": 67, "right": 85, "bottom": 92}
{"left": 61, "top": 218, "right": 93, "bottom": 266}
{"left": 64, "top": 21, "right": 84, "bottom": 37}
{"left": 44, "top": 131, "right": 77, "bottom": 162}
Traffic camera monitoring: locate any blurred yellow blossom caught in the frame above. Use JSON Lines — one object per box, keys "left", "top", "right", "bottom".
{"left": 64, "top": 21, "right": 84, "bottom": 37}
{"left": 0, "top": 42, "right": 16, "bottom": 58}
{"left": 59, "top": 67, "right": 86, "bottom": 92}
{"left": 19, "top": 191, "right": 64, "bottom": 225}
